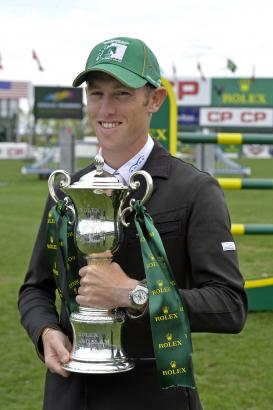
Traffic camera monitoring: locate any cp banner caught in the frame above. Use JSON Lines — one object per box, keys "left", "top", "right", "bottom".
{"left": 168, "top": 78, "right": 211, "bottom": 107}
{"left": 200, "top": 108, "right": 273, "bottom": 127}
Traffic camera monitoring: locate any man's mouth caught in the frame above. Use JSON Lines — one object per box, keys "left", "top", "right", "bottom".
{"left": 99, "top": 121, "right": 122, "bottom": 129}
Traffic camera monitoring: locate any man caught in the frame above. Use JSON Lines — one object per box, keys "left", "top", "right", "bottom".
{"left": 18, "top": 37, "right": 247, "bottom": 410}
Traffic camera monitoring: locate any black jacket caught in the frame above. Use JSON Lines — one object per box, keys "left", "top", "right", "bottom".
{"left": 18, "top": 141, "right": 247, "bottom": 409}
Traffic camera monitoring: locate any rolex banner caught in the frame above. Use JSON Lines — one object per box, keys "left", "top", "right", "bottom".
{"left": 133, "top": 201, "right": 195, "bottom": 389}
{"left": 46, "top": 201, "right": 79, "bottom": 314}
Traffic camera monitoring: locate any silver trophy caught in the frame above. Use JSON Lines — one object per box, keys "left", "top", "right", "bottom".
{"left": 48, "top": 153, "right": 153, "bottom": 374}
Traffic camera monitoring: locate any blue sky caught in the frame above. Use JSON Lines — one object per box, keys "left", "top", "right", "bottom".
{"left": 0, "top": 0, "right": 273, "bottom": 86}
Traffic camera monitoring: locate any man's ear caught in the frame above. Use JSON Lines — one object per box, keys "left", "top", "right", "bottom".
{"left": 148, "top": 87, "right": 167, "bottom": 113}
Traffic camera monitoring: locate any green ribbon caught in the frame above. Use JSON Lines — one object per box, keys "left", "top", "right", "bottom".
{"left": 133, "top": 201, "right": 195, "bottom": 389}
{"left": 46, "top": 201, "right": 79, "bottom": 314}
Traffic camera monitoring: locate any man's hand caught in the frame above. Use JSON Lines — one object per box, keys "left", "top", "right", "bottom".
{"left": 76, "top": 259, "right": 138, "bottom": 309}
{"left": 42, "top": 328, "right": 72, "bottom": 378}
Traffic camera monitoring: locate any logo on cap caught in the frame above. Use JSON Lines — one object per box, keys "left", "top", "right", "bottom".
{"left": 96, "top": 42, "right": 128, "bottom": 63}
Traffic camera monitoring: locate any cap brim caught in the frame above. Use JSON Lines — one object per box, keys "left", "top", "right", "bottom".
{"left": 72, "top": 63, "right": 148, "bottom": 88}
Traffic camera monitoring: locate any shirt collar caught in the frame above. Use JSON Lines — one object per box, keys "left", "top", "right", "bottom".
{"left": 103, "top": 135, "right": 154, "bottom": 185}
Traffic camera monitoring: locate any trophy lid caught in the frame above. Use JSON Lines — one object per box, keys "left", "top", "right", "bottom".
{"left": 68, "top": 153, "right": 127, "bottom": 190}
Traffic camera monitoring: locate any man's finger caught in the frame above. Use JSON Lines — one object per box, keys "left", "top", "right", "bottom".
{"left": 56, "top": 345, "right": 70, "bottom": 364}
{"left": 78, "top": 267, "right": 87, "bottom": 277}
{"left": 48, "top": 362, "right": 70, "bottom": 378}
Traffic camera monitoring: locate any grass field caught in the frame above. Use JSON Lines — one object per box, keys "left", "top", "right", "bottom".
{"left": 1, "top": 158, "right": 273, "bottom": 409}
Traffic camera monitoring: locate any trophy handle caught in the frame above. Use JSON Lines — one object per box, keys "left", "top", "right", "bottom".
{"left": 120, "top": 170, "right": 153, "bottom": 227}
{"left": 48, "top": 170, "right": 76, "bottom": 224}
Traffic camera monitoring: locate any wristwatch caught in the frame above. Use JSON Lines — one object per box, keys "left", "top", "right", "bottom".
{"left": 128, "top": 281, "right": 149, "bottom": 310}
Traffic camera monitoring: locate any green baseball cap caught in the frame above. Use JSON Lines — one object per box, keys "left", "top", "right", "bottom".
{"left": 72, "top": 37, "right": 161, "bottom": 89}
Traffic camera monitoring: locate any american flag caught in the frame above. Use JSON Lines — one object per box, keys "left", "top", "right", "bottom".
{"left": 0, "top": 81, "right": 30, "bottom": 99}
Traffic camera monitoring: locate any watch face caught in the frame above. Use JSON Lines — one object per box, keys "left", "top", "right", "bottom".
{"left": 132, "top": 289, "right": 148, "bottom": 305}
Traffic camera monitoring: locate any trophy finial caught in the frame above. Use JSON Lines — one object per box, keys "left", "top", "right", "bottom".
{"left": 94, "top": 151, "right": 104, "bottom": 175}
{"left": 94, "top": 147, "right": 104, "bottom": 175}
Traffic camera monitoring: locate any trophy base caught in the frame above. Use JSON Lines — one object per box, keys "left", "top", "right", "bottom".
{"left": 64, "top": 306, "right": 134, "bottom": 374}
{"left": 63, "top": 359, "right": 134, "bottom": 374}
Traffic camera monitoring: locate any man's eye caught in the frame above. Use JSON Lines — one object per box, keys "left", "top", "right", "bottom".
{"left": 116, "top": 91, "right": 131, "bottom": 96}
{"left": 89, "top": 91, "right": 102, "bottom": 96}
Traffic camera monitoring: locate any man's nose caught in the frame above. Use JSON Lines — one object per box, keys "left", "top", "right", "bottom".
{"left": 99, "top": 96, "right": 116, "bottom": 115}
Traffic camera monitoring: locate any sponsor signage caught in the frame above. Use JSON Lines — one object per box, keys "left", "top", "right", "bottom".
{"left": 178, "top": 107, "right": 200, "bottom": 125}
{"left": 0, "top": 142, "right": 29, "bottom": 159}
{"left": 168, "top": 78, "right": 211, "bottom": 107}
{"left": 150, "top": 78, "right": 177, "bottom": 155}
{"left": 200, "top": 108, "right": 273, "bottom": 127}
{"left": 34, "top": 86, "right": 83, "bottom": 119}
{"left": 212, "top": 78, "right": 273, "bottom": 107}
{"left": 243, "top": 145, "right": 272, "bottom": 158}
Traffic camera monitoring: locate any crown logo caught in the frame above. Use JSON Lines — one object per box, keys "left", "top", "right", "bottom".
{"left": 150, "top": 255, "right": 155, "bottom": 261}
{"left": 239, "top": 79, "right": 252, "bottom": 92}
{"left": 50, "top": 236, "right": 54, "bottom": 243}
{"left": 170, "top": 361, "right": 177, "bottom": 369}
{"left": 162, "top": 306, "right": 169, "bottom": 314}
{"left": 157, "top": 280, "right": 164, "bottom": 288}
{"left": 166, "top": 333, "right": 173, "bottom": 341}
{"left": 48, "top": 212, "right": 52, "bottom": 217}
